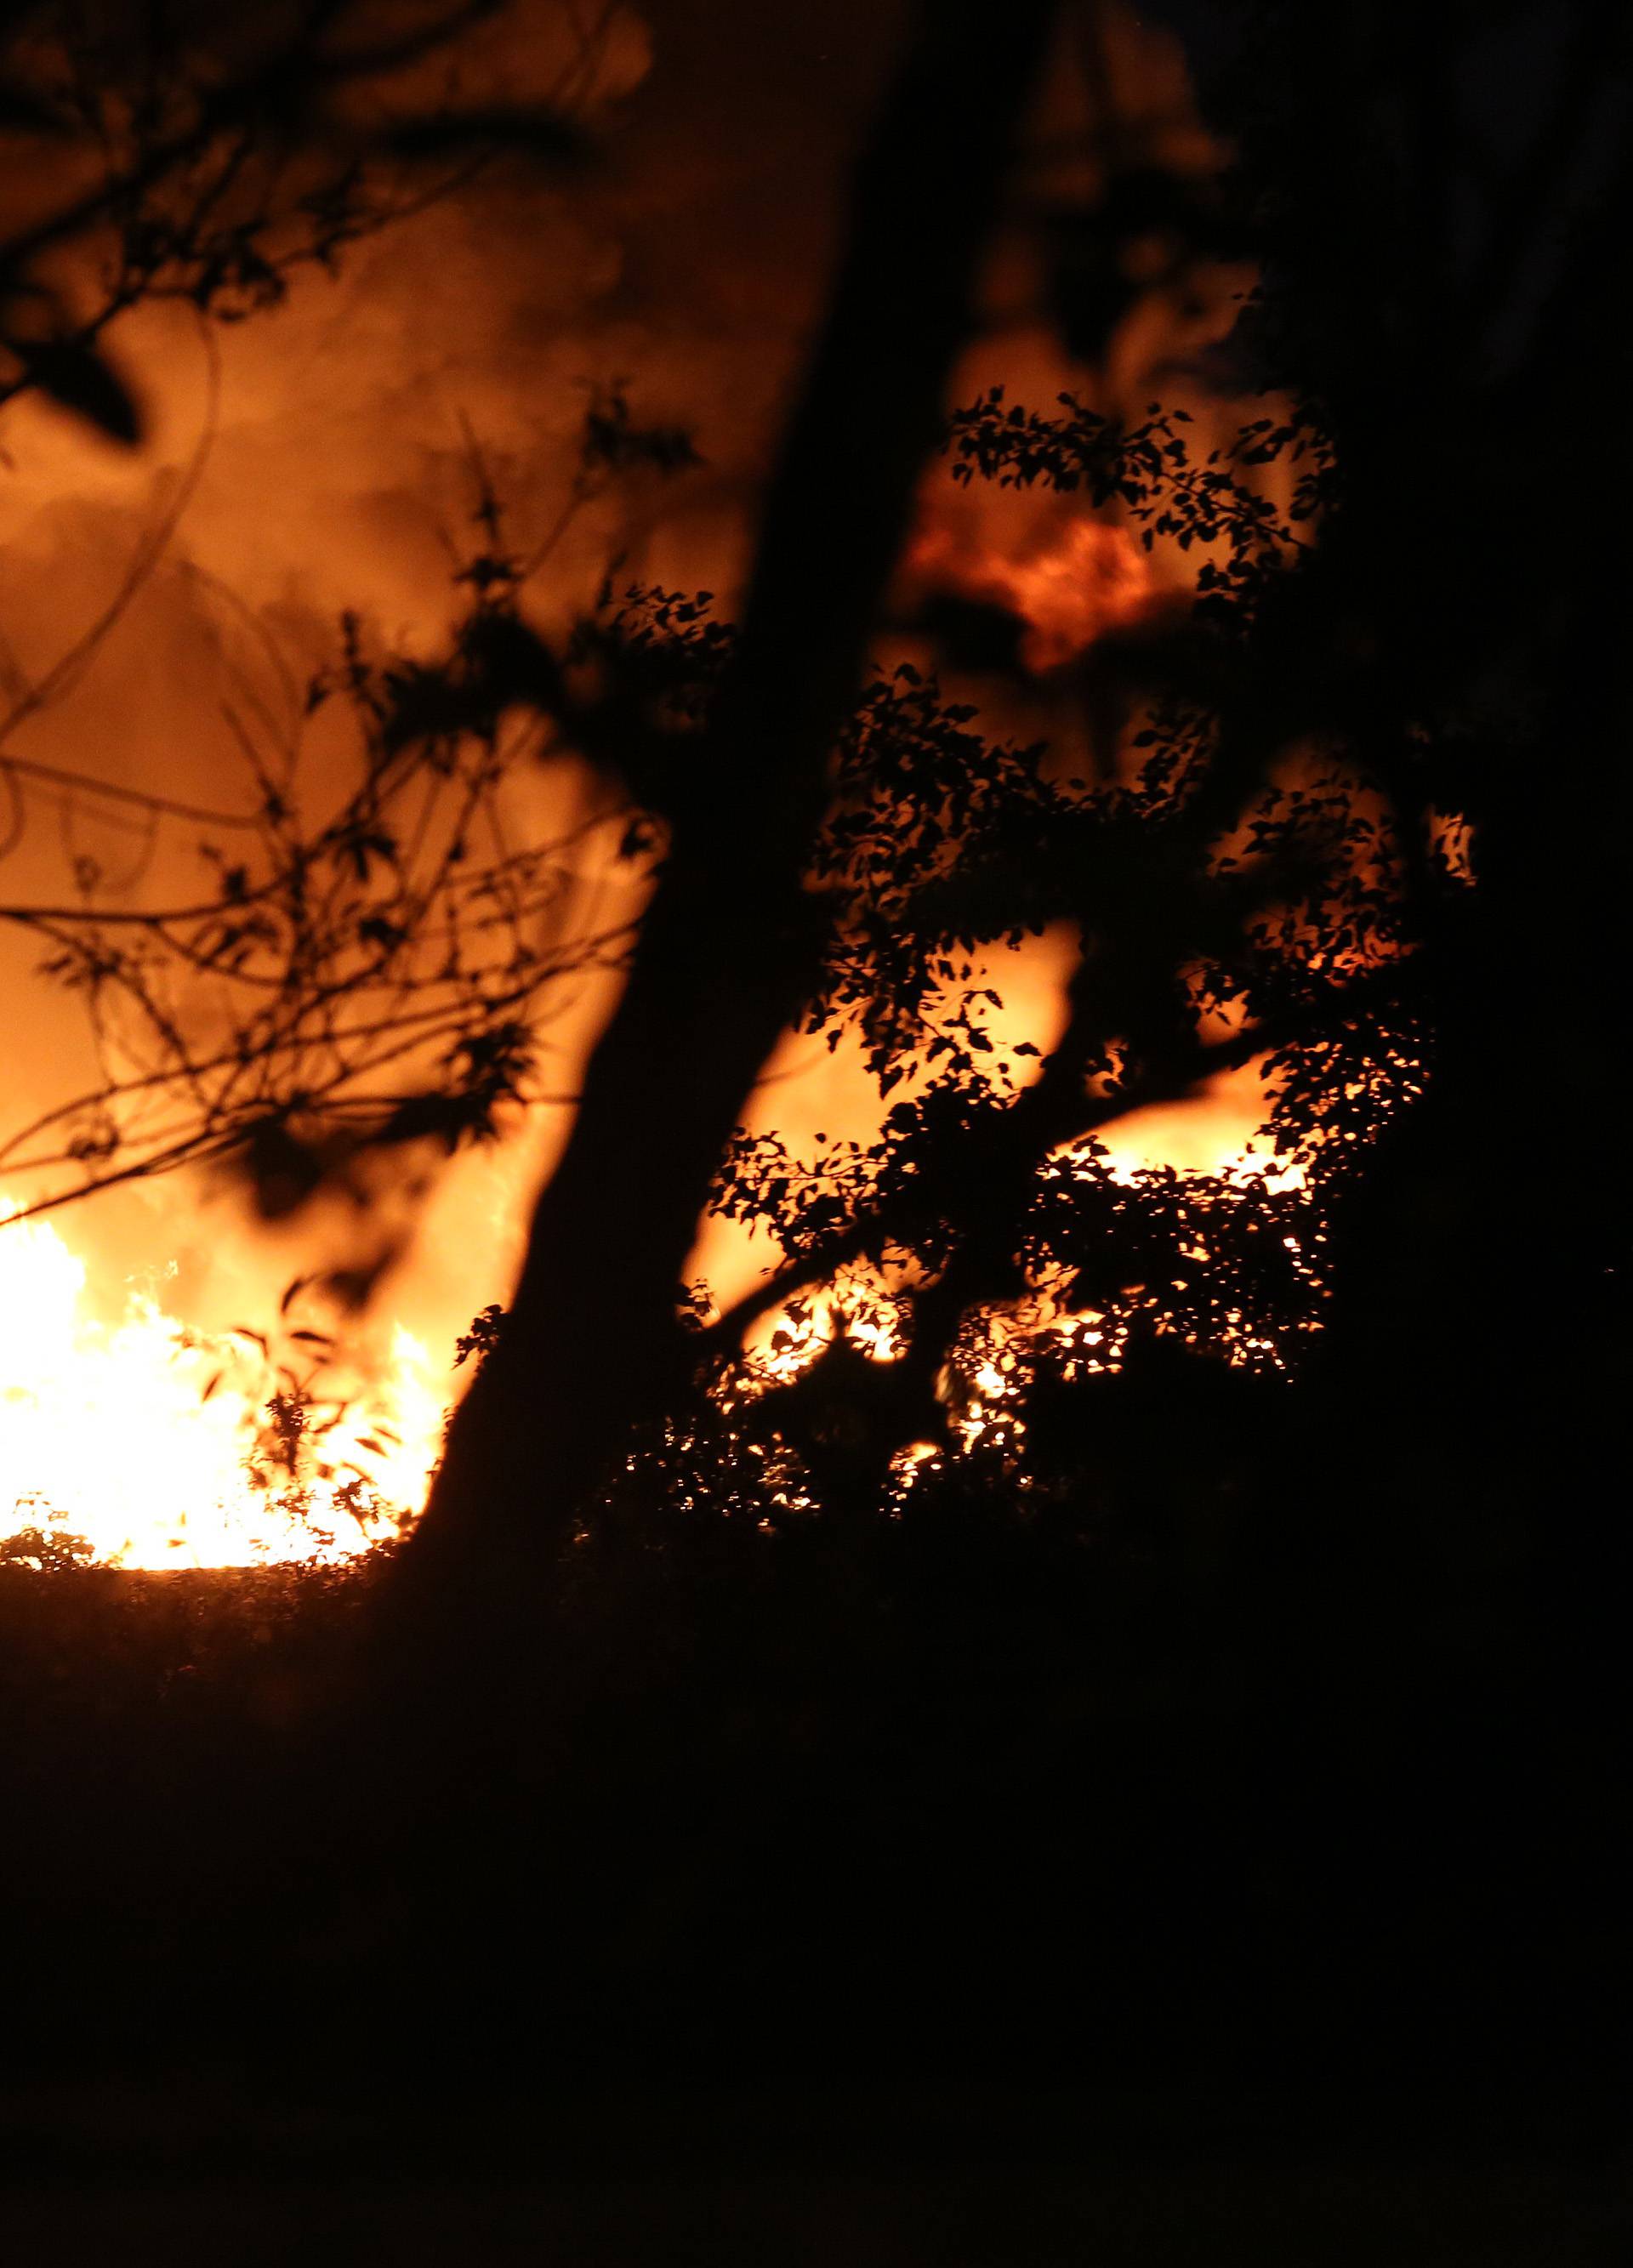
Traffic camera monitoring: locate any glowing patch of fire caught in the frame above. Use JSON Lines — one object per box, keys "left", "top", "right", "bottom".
{"left": 0, "top": 1202, "right": 444, "bottom": 1569}
{"left": 908, "top": 518, "right": 1156, "bottom": 671}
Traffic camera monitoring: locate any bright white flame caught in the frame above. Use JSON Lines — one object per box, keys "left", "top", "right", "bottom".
{"left": 0, "top": 1200, "right": 445, "bottom": 1568}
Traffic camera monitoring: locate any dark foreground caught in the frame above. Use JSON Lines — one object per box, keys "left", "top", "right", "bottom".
{"left": 3, "top": 2072, "right": 1626, "bottom": 2265}
{"left": 2, "top": 1424, "right": 1628, "bottom": 2263}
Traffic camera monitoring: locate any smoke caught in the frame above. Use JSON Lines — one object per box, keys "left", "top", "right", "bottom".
{"left": 0, "top": 0, "right": 1282, "bottom": 1416}
{"left": 0, "top": 0, "right": 928, "bottom": 1365}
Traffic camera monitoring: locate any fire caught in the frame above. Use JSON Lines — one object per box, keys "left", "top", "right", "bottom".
{"left": 908, "top": 515, "right": 1156, "bottom": 671}
{"left": 0, "top": 1056, "right": 1305, "bottom": 1568}
{"left": 748, "top": 1296, "right": 907, "bottom": 1383}
{"left": 0, "top": 1201, "right": 445, "bottom": 1569}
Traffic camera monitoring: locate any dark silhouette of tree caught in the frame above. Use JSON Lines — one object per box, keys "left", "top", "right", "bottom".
{"left": 403, "top": 0, "right": 1443, "bottom": 1596}
{"left": 0, "top": 2, "right": 1449, "bottom": 1564}
{"left": 2, "top": 0, "right": 1624, "bottom": 1650}
{"left": 407, "top": 0, "right": 1074, "bottom": 1590}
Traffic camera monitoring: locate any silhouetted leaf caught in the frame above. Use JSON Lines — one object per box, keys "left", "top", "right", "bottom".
{"left": 379, "top": 108, "right": 587, "bottom": 167}
{"left": 278, "top": 1276, "right": 314, "bottom": 1317}
{"left": 0, "top": 83, "right": 69, "bottom": 134}
{"left": 13, "top": 338, "right": 143, "bottom": 443}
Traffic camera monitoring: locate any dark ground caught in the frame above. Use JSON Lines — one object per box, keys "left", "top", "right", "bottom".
{"left": 2, "top": 1399, "right": 1629, "bottom": 2265}
{"left": 3, "top": 2074, "right": 1626, "bottom": 2265}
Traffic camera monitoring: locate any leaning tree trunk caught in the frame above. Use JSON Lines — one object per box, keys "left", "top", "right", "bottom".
{"left": 403, "top": 0, "right": 1062, "bottom": 1599}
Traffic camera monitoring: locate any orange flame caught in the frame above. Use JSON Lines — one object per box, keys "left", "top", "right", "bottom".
{"left": 908, "top": 515, "right": 1156, "bottom": 671}
{"left": 0, "top": 1199, "right": 444, "bottom": 1567}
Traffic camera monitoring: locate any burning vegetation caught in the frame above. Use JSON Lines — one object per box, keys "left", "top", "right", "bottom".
{"left": 0, "top": 0, "right": 1437, "bottom": 1568}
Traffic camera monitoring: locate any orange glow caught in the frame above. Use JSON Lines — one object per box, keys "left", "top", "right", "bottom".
{"left": 0, "top": 1, "right": 1307, "bottom": 1564}
{"left": 0, "top": 1198, "right": 444, "bottom": 1567}
{"left": 1096, "top": 1058, "right": 1305, "bottom": 1191}
{"left": 737, "top": 1097, "right": 1304, "bottom": 1429}
{"left": 741, "top": 1286, "right": 908, "bottom": 1384}
{"left": 908, "top": 514, "right": 1157, "bottom": 670}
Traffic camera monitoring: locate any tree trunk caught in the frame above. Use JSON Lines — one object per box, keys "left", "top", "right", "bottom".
{"left": 403, "top": 0, "right": 1061, "bottom": 1597}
